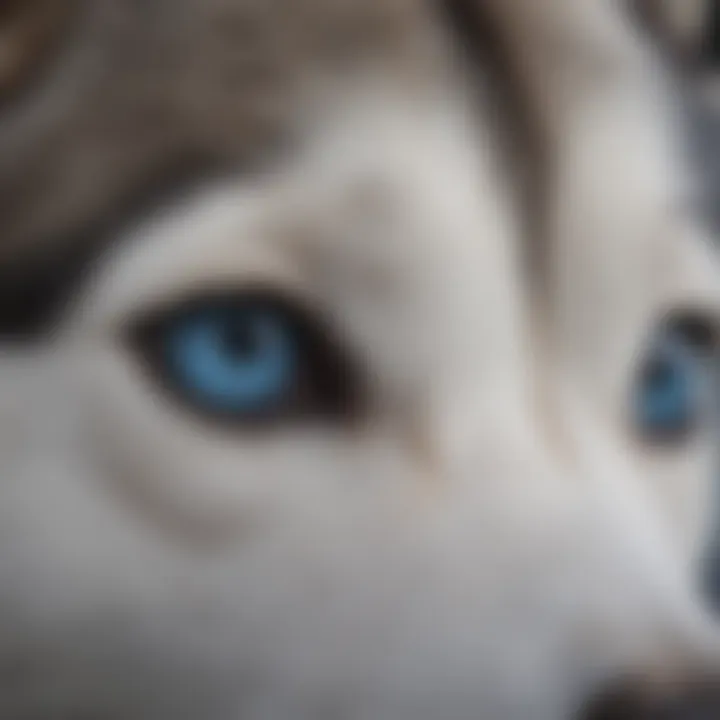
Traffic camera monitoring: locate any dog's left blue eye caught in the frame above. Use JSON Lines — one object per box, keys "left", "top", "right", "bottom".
{"left": 163, "top": 306, "right": 297, "bottom": 416}
{"left": 131, "top": 292, "right": 361, "bottom": 425}
{"left": 635, "top": 332, "right": 704, "bottom": 442}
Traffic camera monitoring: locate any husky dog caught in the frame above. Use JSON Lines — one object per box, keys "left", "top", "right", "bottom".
{"left": 1, "top": 1, "right": 720, "bottom": 718}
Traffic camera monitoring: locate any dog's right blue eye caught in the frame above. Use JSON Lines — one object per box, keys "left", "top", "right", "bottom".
{"left": 636, "top": 336, "right": 699, "bottom": 439}
{"left": 634, "top": 320, "right": 716, "bottom": 444}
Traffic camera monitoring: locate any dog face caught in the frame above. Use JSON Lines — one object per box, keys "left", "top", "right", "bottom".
{"left": 1, "top": 2, "right": 720, "bottom": 719}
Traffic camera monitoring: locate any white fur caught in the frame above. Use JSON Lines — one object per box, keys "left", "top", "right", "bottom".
{"left": 0, "top": 3, "right": 719, "bottom": 719}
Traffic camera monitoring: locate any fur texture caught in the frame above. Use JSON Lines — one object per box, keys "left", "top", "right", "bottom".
{"left": 0, "top": 1, "right": 720, "bottom": 719}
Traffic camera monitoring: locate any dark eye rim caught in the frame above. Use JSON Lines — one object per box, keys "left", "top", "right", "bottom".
{"left": 123, "top": 287, "right": 366, "bottom": 429}
{"left": 665, "top": 309, "right": 720, "bottom": 357}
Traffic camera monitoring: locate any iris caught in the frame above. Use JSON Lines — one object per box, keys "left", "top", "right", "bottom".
{"left": 636, "top": 332, "right": 703, "bottom": 441}
{"left": 164, "top": 304, "right": 297, "bottom": 417}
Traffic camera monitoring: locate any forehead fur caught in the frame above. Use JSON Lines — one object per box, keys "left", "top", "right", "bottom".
{"left": 0, "top": 0, "right": 443, "bottom": 264}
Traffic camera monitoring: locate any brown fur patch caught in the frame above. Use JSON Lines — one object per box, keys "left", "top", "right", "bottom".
{"left": 0, "top": 0, "right": 440, "bottom": 266}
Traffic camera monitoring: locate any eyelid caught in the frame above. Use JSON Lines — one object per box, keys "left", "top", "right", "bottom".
{"left": 73, "top": 259, "right": 312, "bottom": 338}
{"left": 662, "top": 310, "right": 720, "bottom": 358}
{"left": 120, "top": 284, "right": 320, "bottom": 339}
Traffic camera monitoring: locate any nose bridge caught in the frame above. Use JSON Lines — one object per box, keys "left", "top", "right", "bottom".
{"left": 416, "top": 372, "right": 720, "bottom": 687}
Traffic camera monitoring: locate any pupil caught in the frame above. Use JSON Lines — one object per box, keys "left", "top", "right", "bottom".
{"left": 646, "top": 359, "right": 676, "bottom": 392}
{"left": 220, "top": 320, "right": 260, "bottom": 360}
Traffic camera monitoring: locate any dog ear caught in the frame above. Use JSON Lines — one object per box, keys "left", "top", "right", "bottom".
{"left": 0, "top": 0, "right": 81, "bottom": 103}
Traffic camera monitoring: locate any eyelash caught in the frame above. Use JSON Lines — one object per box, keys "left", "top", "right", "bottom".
{"left": 125, "top": 289, "right": 364, "bottom": 428}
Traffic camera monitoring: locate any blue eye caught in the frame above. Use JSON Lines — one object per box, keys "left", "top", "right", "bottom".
{"left": 131, "top": 293, "right": 362, "bottom": 424}
{"left": 165, "top": 306, "right": 297, "bottom": 415}
{"left": 635, "top": 332, "right": 705, "bottom": 442}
